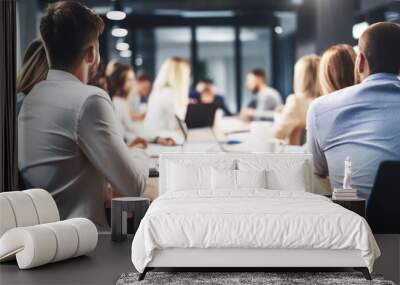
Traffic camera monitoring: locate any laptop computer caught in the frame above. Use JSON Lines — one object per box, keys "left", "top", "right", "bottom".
{"left": 175, "top": 115, "right": 188, "bottom": 143}
{"left": 184, "top": 103, "right": 218, "bottom": 129}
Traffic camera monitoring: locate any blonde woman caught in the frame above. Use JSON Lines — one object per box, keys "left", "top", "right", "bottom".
{"left": 17, "top": 39, "right": 48, "bottom": 114}
{"left": 319, "top": 44, "right": 358, "bottom": 95}
{"left": 144, "top": 57, "right": 191, "bottom": 141}
{"left": 274, "top": 55, "right": 321, "bottom": 145}
{"left": 109, "top": 63, "right": 174, "bottom": 147}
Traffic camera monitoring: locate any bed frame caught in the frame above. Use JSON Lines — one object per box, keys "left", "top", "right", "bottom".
{"left": 139, "top": 248, "right": 371, "bottom": 280}
{"left": 138, "top": 153, "right": 372, "bottom": 281}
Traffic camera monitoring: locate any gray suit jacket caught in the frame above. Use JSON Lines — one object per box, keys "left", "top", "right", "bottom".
{"left": 18, "top": 70, "right": 149, "bottom": 229}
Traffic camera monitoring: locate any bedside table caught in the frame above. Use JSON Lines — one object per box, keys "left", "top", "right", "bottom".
{"left": 111, "top": 197, "right": 150, "bottom": 242}
{"left": 332, "top": 198, "right": 366, "bottom": 218}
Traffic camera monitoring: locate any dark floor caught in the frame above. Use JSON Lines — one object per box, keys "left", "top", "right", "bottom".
{"left": 1, "top": 234, "right": 398, "bottom": 285}
{"left": 0, "top": 234, "right": 133, "bottom": 285}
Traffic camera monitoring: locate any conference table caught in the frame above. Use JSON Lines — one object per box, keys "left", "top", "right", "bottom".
{"left": 146, "top": 116, "right": 306, "bottom": 163}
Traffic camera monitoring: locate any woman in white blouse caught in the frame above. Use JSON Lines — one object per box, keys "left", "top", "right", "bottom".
{"left": 144, "top": 57, "right": 191, "bottom": 142}
{"left": 108, "top": 64, "right": 174, "bottom": 147}
{"left": 274, "top": 55, "right": 321, "bottom": 145}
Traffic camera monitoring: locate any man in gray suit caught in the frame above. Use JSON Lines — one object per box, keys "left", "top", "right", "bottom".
{"left": 241, "top": 69, "right": 282, "bottom": 120}
{"left": 18, "top": 1, "right": 148, "bottom": 229}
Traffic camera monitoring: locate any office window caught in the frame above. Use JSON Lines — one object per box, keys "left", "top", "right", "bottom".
{"left": 129, "top": 28, "right": 156, "bottom": 77}
{"left": 197, "top": 27, "right": 236, "bottom": 112}
{"left": 128, "top": 27, "right": 191, "bottom": 81}
{"left": 240, "top": 27, "right": 272, "bottom": 108}
{"left": 155, "top": 27, "right": 191, "bottom": 72}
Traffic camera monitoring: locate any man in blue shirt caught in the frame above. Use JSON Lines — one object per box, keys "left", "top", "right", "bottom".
{"left": 307, "top": 22, "right": 400, "bottom": 200}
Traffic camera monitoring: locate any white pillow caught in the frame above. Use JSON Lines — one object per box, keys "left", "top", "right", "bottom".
{"left": 267, "top": 166, "right": 306, "bottom": 191}
{"left": 236, "top": 169, "right": 268, "bottom": 189}
{"left": 211, "top": 168, "right": 268, "bottom": 191}
{"left": 166, "top": 159, "right": 236, "bottom": 193}
{"left": 167, "top": 162, "right": 211, "bottom": 191}
{"left": 211, "top": 168, "right": 236, "bottom": 190}
{"left": 238, "top": 158, "right": 307, "bottom": 191}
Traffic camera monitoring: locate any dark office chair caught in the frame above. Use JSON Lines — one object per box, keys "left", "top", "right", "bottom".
{"left": 366, "top": 161, "right": 400, "bottom": 234}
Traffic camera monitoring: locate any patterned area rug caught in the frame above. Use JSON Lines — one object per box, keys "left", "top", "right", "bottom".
{"left": 117, "top": 271, "right": 396, "bottom": 285}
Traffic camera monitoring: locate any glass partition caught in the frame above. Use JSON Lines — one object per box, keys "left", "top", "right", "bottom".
{"left": 240, "top": 27, "right": 272, "bottom": 108}
{"left": 196, "top": 26, "right": 236, "bottom": 112}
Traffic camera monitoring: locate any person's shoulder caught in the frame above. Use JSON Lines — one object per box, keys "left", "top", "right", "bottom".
{"left": 112, "top": 96, "right": 126, "bottom": 107}
{"left": 265, "top": 86, "right": 282, "bottom": 103}
{"left": 215, "top": 94, "right": 225, "bottom": 102}
{"left": 264, "top": 85, "right": 280, "bottom": 95}
{"left": 189, "top": 90, "right": 200, "bottom": 99}
{"left": 285, "top": 94, "right": 297, "bottom": 103}
{"left": 311, "top": 84, "right": 363, "bottom": 115}
{"left": 111, "top": 95, "right": 123, "bottom": 103}
{"left": 77, "top": 85, "right": 114, "bottom": 113}
{"left": 51, "top": 79, "right": 111, "bottom": 102}
{"left": 84, "top": 84, "right": 110, "bottom": 100}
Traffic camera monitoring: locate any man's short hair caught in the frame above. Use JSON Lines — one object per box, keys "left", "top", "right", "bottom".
{"left": 198, "top": 78, "right": 214, "bottom": 85}
{"left": 359, "top": 22, "right": 400, "bottom": 75}
{"left": 249, "top": 68, "right": 267, "bottom": 82}
{"left": 137, "top": 74, "right": 151, "bottom": 82}
{"left": 40, "top": 0, "right": 104, "bottom": 69}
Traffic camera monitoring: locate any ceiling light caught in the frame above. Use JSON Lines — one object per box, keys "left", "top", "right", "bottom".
{"left": 106, "top": 0, "right": 126, "bottom": 20}
{"left": 135, "top": 56, "right": 143, "bottom": 66}
{"left": 106, "top": 10, "right": 126, "bottom": 20}
{"left": 181, "top": 11, "right": 234, "bottom": 18}
{"left": 352, "top": 21, "right": 369, "bottom": 39}
{"left": 111, "top": 28, "right": 128, "bottom": 37}
{"left": 116, "top": 42, "right": 129, "bottom": 51}
{"left": 274, "top": 26, "right": 283, "bottom": 34}
{"left": 120, "top": 50, "right": 132, "bottom": 58}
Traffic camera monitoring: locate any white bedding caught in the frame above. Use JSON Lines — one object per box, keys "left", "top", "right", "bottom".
{"left": 131, "top": 191, "right": 380, "bottom": 273}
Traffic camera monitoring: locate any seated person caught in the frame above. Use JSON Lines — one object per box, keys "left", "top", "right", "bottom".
{"left": 108, "top": 63, "right": 174, "bottom": 147}
{"left": 190, "top": 78, "right": 232, "bottom": 116}
{"left": 16, "top": 39, "right": 48, "bottom": 114}
{"left": 127, "top": 73, "right": 153, "bottom": 120}
{"left": 88, "top": 59, "right": 108, "bottom": 92}
{"left": 18, "top": 1, "right": 149, "bottom": 229}
{"left": 307, "top": 22, "right": 400, "bottom": 201}
{"left": 137, "top": 73, "right": 152, "bottom": 103}
{"left": 240, "top": 68, "right": 282, "bottom": 120}
{"left": 319, "top": 44, "right": 359, "bottom": 95}
{"left": 105, "top": 58, "right": 121, "bottom": 78}
{"left": 274, "top": 55, "right": 321, "bottom": 145}
{"left": 144, "top": 57, "right": 191, "bottom": 142}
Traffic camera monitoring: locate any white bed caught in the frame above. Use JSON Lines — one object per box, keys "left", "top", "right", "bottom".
{"left": 131, "top": 153, "right": 380, "bottom": 280}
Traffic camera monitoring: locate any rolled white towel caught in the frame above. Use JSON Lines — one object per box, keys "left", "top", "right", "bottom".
{"left": 24, "top": 189, "right": 60, "bottom": 224}
{"left": 0, "top": 191, "right": 39, "bottom": 227}
{"left": 0, "top": 189, "right": 60, "bottom": 237}
{"left": 0, "top": 226, "right": 57, "bottom": 268}
{"left": 0, "top": 196, "right": 17, "bottom": 237}
{"left": 64, "top": 218, "right": 98, "bottom": 257}
{"left": 42, "top": 221, "right": 79, "bottom": 262}
{"left": 0, "top": 218, "right": 98, "bottom": 269}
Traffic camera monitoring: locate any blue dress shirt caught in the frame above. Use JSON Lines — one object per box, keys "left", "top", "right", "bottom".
{"left": 307, "top": 73, "right": 400, "bottom": 200}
